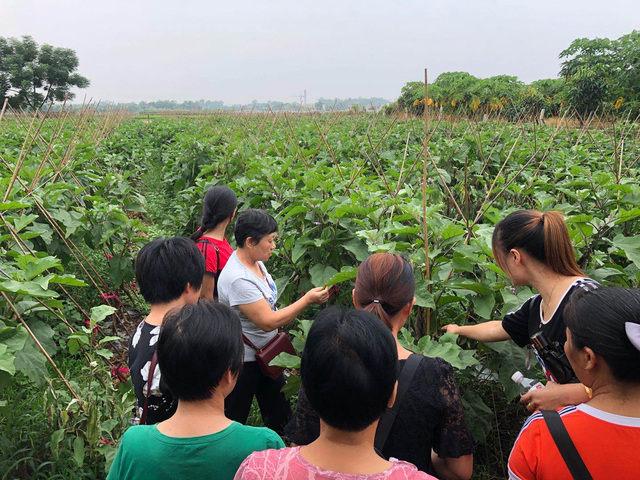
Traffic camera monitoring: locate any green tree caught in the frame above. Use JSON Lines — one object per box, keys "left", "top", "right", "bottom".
{"left": 0, "top": 36, "right": 89, "bottom": 110}
{"left": 559, "top": 31, "right": 640, "bottom": 116}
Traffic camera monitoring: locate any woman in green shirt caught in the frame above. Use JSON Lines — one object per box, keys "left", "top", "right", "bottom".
{"left": 107, "top": 302, "right": 284, "bottom": 480}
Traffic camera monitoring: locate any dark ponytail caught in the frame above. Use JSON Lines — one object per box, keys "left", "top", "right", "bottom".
{"left": 564, "top": 287, "right": 640, "bottom": 385}
{"left": 492, "top": 209, "right": 583, "bottom": 277}
{"left": 354, "top": 253, "right": 415, "bottom": 330}
{"left": 190, "top": 186, "right": 237, "bottom": 241}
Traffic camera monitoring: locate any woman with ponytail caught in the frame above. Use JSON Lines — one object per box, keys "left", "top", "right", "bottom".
{"left": 190, "top": 186, "right": 238, "bottom": 300}
{"left": 443, "top": 210, "right": 599, "bottom": 412}
{"left": 286, "top": 253, "right": 474, "bottom": 479}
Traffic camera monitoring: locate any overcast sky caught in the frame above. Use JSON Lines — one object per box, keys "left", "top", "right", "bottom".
{"left": 5, "top": 0, "right": 639, "bottom": 105}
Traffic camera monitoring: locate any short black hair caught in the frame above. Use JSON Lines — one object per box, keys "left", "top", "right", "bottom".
{"left": 157, "top": 301, "right": 244, "bottom": 401}
{"left": 301, "top": 307, "right": 398, "bottom": 432}
{"left": 565, "top": 286, "right": 640, "bottom": 385}
{"left": 135, "top": 237, "right": 205, "bottom": 304}
{"left": 234, "top": 209, "right": 278, "bottom": 248}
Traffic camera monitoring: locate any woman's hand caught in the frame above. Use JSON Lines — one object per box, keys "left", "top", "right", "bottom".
{"left": 441, "top": 324, "right": 460, "bottom": 334}
{"left": 304, "top": 287, "right": 330, "bottom": 305}
{"left": 520, "top": 382, "right": 589, "bottom": 412}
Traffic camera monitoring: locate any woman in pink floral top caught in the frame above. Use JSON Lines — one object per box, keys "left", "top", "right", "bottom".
{"left": 234, "top": 308, "right": 435, "bottom": 480}
{"left": 235, "top": 446, "right": 433, "bottom": 479}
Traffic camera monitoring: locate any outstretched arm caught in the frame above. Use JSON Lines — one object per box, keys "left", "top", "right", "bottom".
{"left": 442, "top": 321, "right": 511, "bottom": 342}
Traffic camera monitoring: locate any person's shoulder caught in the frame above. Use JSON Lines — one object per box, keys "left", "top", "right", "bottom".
{"left": 520, "top": 405, "right": 579, "bottom": 437}
{"left": 389, "top": 459, "right": 437, "bottom": 479}
{"left": 234, "top": 424, "right": 285, "bottom": 449}
{"left": 120, "top": 425, "right": 156, "bottom": 445}
{"left": 569, "top": 277, "right": 600, "bottom": 294}
{"left": 414, "top": 354, "right": 452, "bottom": 377}
{"left": 241, "top": 446, "right": 296, "bottom": 467}
{"left": 218, "top": 254, "right": 243, "bottom": 280}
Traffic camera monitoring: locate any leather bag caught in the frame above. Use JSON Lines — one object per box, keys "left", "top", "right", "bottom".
{"left": 242, "top": 332, "right": 296, "bottom": 379}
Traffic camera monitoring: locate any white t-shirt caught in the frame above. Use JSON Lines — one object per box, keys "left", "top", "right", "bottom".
{"left": 218, "top": 252, "right": 278, "bottom": 362}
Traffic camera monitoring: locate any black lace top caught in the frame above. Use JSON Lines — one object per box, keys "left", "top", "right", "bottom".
{"left": 285, "top": 355, "right": 474, "bottom": 473}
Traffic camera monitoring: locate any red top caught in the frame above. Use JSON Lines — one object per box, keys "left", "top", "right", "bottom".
{"left": 508, "top": 404, "right": 640, "bottom": 479}
{"left": 196, "top": 236, "right": 233, "bottom": 275}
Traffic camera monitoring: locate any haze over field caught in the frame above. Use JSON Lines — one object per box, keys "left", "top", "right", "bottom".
{"left": 5, "top": 0, "right": 640, "bottom": 104}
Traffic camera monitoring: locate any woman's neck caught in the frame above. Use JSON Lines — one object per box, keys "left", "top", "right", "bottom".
{"left": 391, "top": 327, "right": 413, "bottom": 360}
{"left": 300, "top": 421, "right": 391, "bottom": 475}
{"left": 202, "top": 220, "right": 229, "bottom": 241}
{"left": 156, "top": 393, "right": 232, "bottom": 438}
{"left": 529, "top": 270, "right": 583, "bottom": 319}
{"left": 587, "top": 380, "right": 640, "bottom": 418}
{"left": 145, "top": 298, "right": 187, "bottom": 326}
{"left": 236, "top": 248, "right": 258, "bottom": 269}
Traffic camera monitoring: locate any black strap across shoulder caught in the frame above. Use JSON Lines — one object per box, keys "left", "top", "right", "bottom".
{"left": 374, "top": 353, "right": 422, "bottom": 455}
{"left": 541, "top": 410, "right": 592, "bottom": 480}
{"left": 196, "top": 238, "right": 221, "bottom": 298}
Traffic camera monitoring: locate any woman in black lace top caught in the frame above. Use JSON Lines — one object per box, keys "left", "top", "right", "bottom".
{"left": 285, "top": 254, "right": 474, "bottom": 478}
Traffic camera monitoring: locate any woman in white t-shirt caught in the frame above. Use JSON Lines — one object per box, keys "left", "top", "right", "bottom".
{"left": 218, "top": 209, "right": 329, "bottom": 435}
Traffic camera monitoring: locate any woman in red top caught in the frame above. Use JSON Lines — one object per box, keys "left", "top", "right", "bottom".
{"left": 190, "top": 186, "right": 237, "bottom": 300}
{"left": 508, "top": 286, "right": 640, "bottom": 479}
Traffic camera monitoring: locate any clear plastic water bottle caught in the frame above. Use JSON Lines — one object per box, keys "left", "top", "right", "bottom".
{"left": 511, "top": 371, "right": 544, "bottom": 394}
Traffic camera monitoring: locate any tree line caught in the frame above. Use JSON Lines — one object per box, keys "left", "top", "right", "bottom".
{"left": 387, "top": 30, "right": 639, "bottom": 120}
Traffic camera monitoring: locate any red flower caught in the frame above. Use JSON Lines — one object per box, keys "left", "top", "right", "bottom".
{"left": 111, "top": 366, "right": 130, "bottom": 382}
{"left": 100, "top": 293, "right": 121, "bottom": 306}
{"left": 105, "top": 253, "right": 113, "bottom": 260}
{"left": 84, "top": 320, "right": 99, "bottom": 333}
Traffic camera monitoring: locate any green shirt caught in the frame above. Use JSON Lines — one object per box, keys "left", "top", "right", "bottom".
{"left": 106, "top": 422, "right": 284, "bottom": 480}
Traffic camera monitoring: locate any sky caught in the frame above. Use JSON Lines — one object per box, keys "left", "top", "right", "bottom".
{"left": 5, "top": 0, "right": 639, "bottom": 105}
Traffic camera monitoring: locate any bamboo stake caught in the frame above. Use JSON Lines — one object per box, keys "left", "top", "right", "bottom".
{"left": 423, "top": 69, "right": 432, "bottom": 334}
{"left": 2, "top": 291, "right": 85, "bottom": 410}
{"left": 0, "top": 98, "right": 8, "bottom": 122}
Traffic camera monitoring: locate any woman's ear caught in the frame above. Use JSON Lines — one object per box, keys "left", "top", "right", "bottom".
{"left": 387, "top": 381, "right": 398, "bottom": 408}
{"left": 401, "top": 297, "right": 416, "bottom": 320}
{"left": 510, "top": 248, "right": 522, "bottom": 265}
{"left": 581, "top": 347, "right": 598, "bottom": 372}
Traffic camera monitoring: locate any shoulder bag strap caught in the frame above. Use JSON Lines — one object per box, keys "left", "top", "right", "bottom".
{"left": 242, "top": 333, "right": 261, "bottom": 351}
{"left": 374, "top": 353, "right": 422, "bottom": 454}
{"left": 140, "top": 350, "right": 159, "bottom": 425}
{"left": 541, "top": 410, "right": 592, "bottom": 480}
{"left": 197, "top": 238, "right": 221, "bottom": 298}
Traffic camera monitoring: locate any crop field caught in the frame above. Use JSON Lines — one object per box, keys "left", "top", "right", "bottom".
{"left": 1, "top": 106, "right": 640, "bottom": 478}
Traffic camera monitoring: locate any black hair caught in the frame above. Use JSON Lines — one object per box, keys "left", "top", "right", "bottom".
{"left": 564, "top": 286, "right": 640, "bottom": 385}
{"left": 157, "top": 301, "right": 244, "bottom": 401}
{"left": 134, "top": 237, "right": 205, "bottom": 304}
{"left": 190, "top": 186, "right": 237, "bottom": 241}
{"left": 301, "top": 307, "right": 398, "bottom": 432}
{"left": 234, "top": 209, "right": 278, "bottom": 248}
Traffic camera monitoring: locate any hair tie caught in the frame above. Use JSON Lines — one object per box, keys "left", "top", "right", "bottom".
{"left": 625, "top": 322, "right": 640, "bottom": 352}
{"left": 372, "top": 299, "right": 381, "bottom": 304}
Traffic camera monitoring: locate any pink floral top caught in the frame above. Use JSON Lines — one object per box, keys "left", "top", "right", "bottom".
{"left": 234, "top": 447, "right": 436, "bottom": 480}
